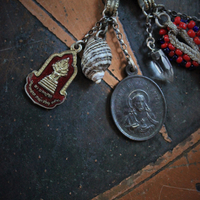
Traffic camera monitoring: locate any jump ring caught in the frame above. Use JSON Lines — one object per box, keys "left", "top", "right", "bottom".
{"left": 155, "top": 11, "right": 171, "bottom": 28}
{"left": 70, "top": 42, "right": 83, "bottom": 53}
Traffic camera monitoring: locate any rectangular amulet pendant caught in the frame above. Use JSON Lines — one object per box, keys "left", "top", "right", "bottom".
{"left": 25, "top": 50, "right": 77, "bottom": 109}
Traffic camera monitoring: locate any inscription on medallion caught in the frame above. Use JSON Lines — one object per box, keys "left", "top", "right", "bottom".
{"left": 34, "top": 84, "right": 53, "bottom": 98}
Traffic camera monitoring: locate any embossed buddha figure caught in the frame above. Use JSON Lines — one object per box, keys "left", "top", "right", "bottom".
{"left": 125, "top": 94, "right": 159, "bottom": 134}
{"left": 38, "top": 58, "right": 69, "bottom": 94}
{"left": 49, "top": 58, "right": 69, "bottom": 83}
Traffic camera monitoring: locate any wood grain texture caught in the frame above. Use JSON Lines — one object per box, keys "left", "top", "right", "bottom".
{"left": 118, "top": 144, "right": 200, "bottom": 200}
{"left": 19, "top": 0, "right": 76, "bottom": 45}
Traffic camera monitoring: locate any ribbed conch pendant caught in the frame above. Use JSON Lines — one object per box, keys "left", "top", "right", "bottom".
{"left": 81, "top": 35, "right": 112, "bottom": 83}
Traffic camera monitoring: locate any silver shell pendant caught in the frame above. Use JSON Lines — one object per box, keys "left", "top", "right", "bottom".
{"left": 81, "top": 35, "right": 112, "bottom": 83}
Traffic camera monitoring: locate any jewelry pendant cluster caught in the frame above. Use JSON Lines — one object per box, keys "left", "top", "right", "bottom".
{"left": 25, "top": 1, "right": 120, "bottom": 109}
{"left": 24, "top": 0, "right": 168, "bottom": 141}
{"left": 138, "top": 0, "right": 200, "bottom": 82}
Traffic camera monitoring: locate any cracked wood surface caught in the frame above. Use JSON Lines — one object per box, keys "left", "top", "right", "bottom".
{"left": 118, "top": 139, "right": 200, "bottom": 200}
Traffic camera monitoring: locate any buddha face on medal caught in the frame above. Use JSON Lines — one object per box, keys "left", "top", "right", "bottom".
{"left": 111, "top": 65, "right": 166, "bottom": 141}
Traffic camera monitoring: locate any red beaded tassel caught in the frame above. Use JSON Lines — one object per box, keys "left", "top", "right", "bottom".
{"left": 159, "top": 16, "right": 200, "bottom": 69}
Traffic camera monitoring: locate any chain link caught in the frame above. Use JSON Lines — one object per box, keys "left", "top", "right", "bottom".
{"left": 73, "top": 15, "right": 113, "bottom": 48}
{"left": 111, "top": 17, "right": 138, "bottom": 71}
{"left": 82, "top": 19, "right": 104, "bottom": 43}
{"left": 142, "top": 2, "right": 200, "bottom": 51}
{"left": 152, "top": 3, "right": 200, "bottom": 23}
{"left": 145, "top": 14, "right": 156, "bottom": 51}
{"left": 112, "top": 18, "right": 129, "bottom": 58}
{"left": 72, "top": 10, "right": 138, "bottom": 71}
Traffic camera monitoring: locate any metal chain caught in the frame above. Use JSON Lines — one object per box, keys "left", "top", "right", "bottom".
{"left": 141, "top": 2, "right": 200, "bottom": 51}
{"left": 151, "top": 3, "right": 200, "bottom": 23}
{"left": 82, "top": 18, "right": 106, "bottom": 43}
{"left": 71, "top": 16, "right": 110, "bottom": 52}
{"left": 140, "top": 3, "right": 164, "bottom": 51}
{"left": 111, "top": 17, "right": 138, "bottom": 71}
{"left": 145, "top": 15, "right": 156, "bottom": 51}
{"left": 72, "top": 8, "right": 137, "bottom": 71}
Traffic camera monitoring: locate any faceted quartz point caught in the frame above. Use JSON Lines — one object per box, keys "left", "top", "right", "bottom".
{"left": 149, "top": 49, "right": 174, "bottom": 82}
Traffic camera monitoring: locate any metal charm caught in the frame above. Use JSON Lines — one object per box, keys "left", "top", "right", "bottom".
{"left": 25, "top": 49, "right": 77, "bottom": 109}
{"left": 111, "top": 66, "right": 166, "bottom": 141}
{"left": 104, "top": 1, "right": 167, "bottom": 140}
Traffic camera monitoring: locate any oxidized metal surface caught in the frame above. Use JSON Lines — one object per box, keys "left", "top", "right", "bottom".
{"left": 137, "top": 0, "right": 155, "bottom": 10}
{"left": 111, "top": 75, "right": 166, "bottom": 141}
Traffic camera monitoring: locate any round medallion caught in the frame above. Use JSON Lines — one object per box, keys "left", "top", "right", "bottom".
{"left": 111, "top": 75, "right": 166, "bottom": 141}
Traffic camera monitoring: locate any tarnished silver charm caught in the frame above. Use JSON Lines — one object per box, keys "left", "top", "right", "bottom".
{"left": 81, "top": 35, "right": 112, "bottom": 83}
{"left": 150, "top": 49, "right": 174, "bottom": 82}
{"left": 111, "top": 65, "right": 166, "bottom": 141}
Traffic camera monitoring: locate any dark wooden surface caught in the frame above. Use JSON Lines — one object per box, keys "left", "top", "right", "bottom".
{"left": 0, "top": 0, "right": 200, "bottom": 200}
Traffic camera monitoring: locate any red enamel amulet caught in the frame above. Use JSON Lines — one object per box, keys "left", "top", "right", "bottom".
{"left": 25, "top": 50, "right": 77, "bottom": 109}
